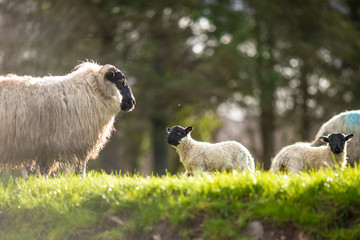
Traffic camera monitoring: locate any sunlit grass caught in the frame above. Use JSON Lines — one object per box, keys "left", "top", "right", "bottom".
{"left": 1, "top": 167, "right": 360, "bottom": 239}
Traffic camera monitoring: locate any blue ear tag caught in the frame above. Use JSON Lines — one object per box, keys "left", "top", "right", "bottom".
{"left": 344, "top": 111, "right": 360, "bottom": 131}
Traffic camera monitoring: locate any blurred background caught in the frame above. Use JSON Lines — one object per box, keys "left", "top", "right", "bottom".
{"left": 0, "top": 0, "right": 359, "bottom": 175}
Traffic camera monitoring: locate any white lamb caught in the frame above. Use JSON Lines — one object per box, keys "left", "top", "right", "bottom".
{"left": 271, "top": 133, "right": 353, "bottom": 174}
{"left": 166, "top": 125, "right": 255, "bottom": 175}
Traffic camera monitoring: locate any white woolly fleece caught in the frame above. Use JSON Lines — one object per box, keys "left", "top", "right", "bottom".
{"left": 174, "top": 134, "right": 255, "bottom": 175}
{"left": 271, "top": 142, "right": 347, "bottom": 174}
{"left": 0, "top": 62, "right": 124, "bottom": 174}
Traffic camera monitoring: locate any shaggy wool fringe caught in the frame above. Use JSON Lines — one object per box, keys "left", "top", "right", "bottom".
{"left": 0, "top": 62, "right": 123, "bottom": 174}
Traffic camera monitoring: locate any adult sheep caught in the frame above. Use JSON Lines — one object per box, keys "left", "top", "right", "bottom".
{"left": 0, "top": 62, "right": 135, "bottom": 175}
{"left": 311, "top": 110, "right": 360, "bottom": 166}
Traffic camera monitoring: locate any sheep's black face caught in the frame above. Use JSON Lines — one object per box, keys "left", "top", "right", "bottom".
{"left": 166, "top": 126, "right": 193, "bottom": 146}
{"left": 105, "top": 70, "right": 136, "bottom": 112}
{"left": 320, "top": 133, "right": 354, "bottom": 154}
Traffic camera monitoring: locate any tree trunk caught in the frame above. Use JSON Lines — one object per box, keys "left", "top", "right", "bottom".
{"left": 347, "top": 0, "right": 360, "bottom": 30}
{"left": 151, "top": 115, "right": 168, "bottom": 175}
{"left": 254, "top": 21, "right": 277, "bottom": 170}
{"left": 259, "top": 90, "right": 275, "bottom": 170}
{"left": 300, "top": 68, "right": 311, "bottom": 141}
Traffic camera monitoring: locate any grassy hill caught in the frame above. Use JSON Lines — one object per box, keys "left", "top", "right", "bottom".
{"left": 1, "top": 168, "right": 360, "bottom": 240}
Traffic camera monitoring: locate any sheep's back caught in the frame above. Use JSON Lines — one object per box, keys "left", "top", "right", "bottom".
{"left": 272, "top": 143, "right": 334, "bottom": 172}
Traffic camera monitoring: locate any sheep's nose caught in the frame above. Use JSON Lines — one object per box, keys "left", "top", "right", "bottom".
{"left": 130, "top": 98, "right": 136, "bottom": 106}
{"left": 121, "top": 97, "right": 136, "bottom": 111}
{"left": 334, "top": 147, "right": 341, "bottom": 153}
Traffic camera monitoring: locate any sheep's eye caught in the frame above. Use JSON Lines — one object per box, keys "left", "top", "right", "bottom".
{"left": 106, "top": 71, "right": 124, "bottom": 82}
{"left": 115, "top": 72, "right": 125, "bottom": 82}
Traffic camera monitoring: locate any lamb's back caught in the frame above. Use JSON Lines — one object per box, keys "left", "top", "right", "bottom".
{"left": 186, "top": 141, "right": 248, "bottom": 170}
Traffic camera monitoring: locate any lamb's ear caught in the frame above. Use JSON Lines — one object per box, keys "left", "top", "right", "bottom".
{"left": 320, "top": 136, "right": 329, "bottom": 143}
{"left": 185, "top": 126, "right": 193, "bottom": 134}
{"left": 345, "top": 134, "right": 354, "bottom": 142}
{"left": 166, "top": 127, "right": 171, "bottom": 133}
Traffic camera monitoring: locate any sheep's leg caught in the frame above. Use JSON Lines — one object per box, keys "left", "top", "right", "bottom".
{"left": 76, "top": 159, "right": 88, "bottom": 177}
{"left": 38, "top": 158, "right": 51, "bottom": 176}
{"left": 19, "top": 166, "right": 28, "bottom": 177}
{"left": 81, "top": 161, "right": 87, "bottom": 177}
{"left": 23, "top": 161, "right": 38, "bottom": 176}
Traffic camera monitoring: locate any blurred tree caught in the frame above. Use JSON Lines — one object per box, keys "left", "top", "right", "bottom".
{"left": 0, "top": 0, "right": 100, "bottom": 74}
{"left": 1, "top": 0, "right": 359, "bottom": 173}
{"left": 201, "top": 0, "right": 359, "bottom": 169}
{"left": 277, "top": 0, "right": 359, "bottom": 139}
{"left": 114, "top": 1, "right": 230, "bottom": 174}
{"left": 341, "top": 0, "right": 360, "bottom": 111}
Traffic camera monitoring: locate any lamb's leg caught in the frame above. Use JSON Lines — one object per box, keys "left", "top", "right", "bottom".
{"left": 183, "top": 170, "right": 190, "bottom": 177}
{"left": 270, "top": 159, "right": 282, "bottom": 173}
{"left": 248, "top": 157, "right": 256, "bottom": 173}
{"left": 192, "top": 167, "right": 204, "bottom": 177}
{"left": 286, "top": 160, "right": 303, "bottom": 174}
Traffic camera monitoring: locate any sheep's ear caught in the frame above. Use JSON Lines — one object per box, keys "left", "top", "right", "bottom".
{"left": 185, "top": 126, "right": 193, "bottom": 134}
{"left": 105, "top": 68, "right": 125, "bottom": 83}
{"left": 345, "top": 134, "right": 354, "bottom": 142}
{"left": 320, "top": 136, "right": 329, "bottom": 143}
{"left": 98, "top": 65, "right": 119, "bottom": 97}
{"left": 166, "top": 127, "right": 171, "bottom": 133}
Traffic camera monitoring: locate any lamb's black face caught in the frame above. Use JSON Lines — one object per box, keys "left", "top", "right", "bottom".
{"left": 105, "top": 70, "right": 136, "bottom": 112}
{"left": 320, "top": 133, "right": 354, "bottom": 154}
{"left": 166, "top": 126, "right": 193, "bottom": 146}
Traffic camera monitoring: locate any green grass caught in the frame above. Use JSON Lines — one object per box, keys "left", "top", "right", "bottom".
{"left": 1, "top": 168, "right": 360, "bottom": 240}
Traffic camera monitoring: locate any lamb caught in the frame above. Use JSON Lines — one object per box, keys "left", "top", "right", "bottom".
{"left": 0, "top": 62, "right": 136, "bottom": 175}
{"left": 311, "top": 110, "right": 360, "bottom": 166}
{"left": 271, "top": 133, "right": 353, "bottom": 174}
{"left": 166, "top": 125, "right": 255, "bottom": 175}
